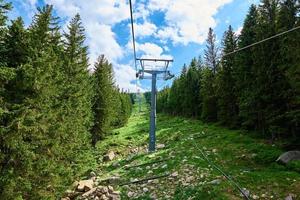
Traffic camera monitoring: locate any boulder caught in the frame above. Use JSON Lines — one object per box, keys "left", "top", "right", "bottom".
{"left": 77, "top": 179, "right": 94, "bottom": 192}
{"left": 103, "top": 151, "right": 116, "bottom": 162}
{"left": 276, "top": 151, "right": 300, "bottom": 164}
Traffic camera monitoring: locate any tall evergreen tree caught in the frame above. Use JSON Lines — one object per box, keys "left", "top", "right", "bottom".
{"left": 0, "top": 5, "right": 66, "bottom": 199}
{"left": 216, "top": 26, "right": 239, "bottom": 127}
{"left": 92, "top": 55, "right": 115, "bottom": 146}
{"left": 200, "top": 68, "right": 217, "bottom": 121}
{"left": 276, "top": 0, "right": 300, "bottom": 136}
{"left": 252, "top": 0, "right": 289, "bottom": 136}
{"left": 236, "top": 4, "right": 259, "bottom": 129}
{"left": 204, "top": 28, "right": 219, "bottom": 74}
{"left": 61, "top": 13, "right": 94, "bottom": 179}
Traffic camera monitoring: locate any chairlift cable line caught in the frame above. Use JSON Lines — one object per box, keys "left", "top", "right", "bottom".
{"left": 190, "top": 138, "right": 251, "bottom": 200}
{"left": 129, "top": 0, "right": 138, "bottom": 72}
{"left": 223, "top": 25, "right": 300, "bottom": 57}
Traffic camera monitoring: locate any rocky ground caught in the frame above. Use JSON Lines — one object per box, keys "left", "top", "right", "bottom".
{"left": 62, "top": 103, "right": 300, "bottom": 200}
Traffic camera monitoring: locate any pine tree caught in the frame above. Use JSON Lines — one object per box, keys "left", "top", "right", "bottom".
{"left": 252, "top": 0, "right": 289, "bottom": 137}
{"left": 204, "top": 28, "right": 219, "bottom": 74}
{"left": 236, "top": 4, "right": 259, "bottom": 129}
{"left": 92, "top": 55, "right": 115, "bottom": 146}
{"left": 0, "top": 5, "right": 66, "bottom": 199}
{"left": 201, "top": 28, "right": 218, "bottom": 121}
{"left": 216, "top": 25, "right": 239, "bottom": 127}
{"left": 185, "top": 58, "right": 202, "bottom": 117}
{"left": 61, "top": 13, "right": 94, "bottom": 179}
{"left": 276, "top": 0, "right": 300, "bottom": 137}
{"left": 0, "top": 0, "right": 12, "bottom": 122}
{"left": 200, "top": 67, "right": 217, "bottom": 121}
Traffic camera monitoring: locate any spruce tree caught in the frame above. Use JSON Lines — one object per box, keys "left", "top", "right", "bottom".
{"left": 0, "top": 5, "right": 66, "bottom": 199}
{"left": 61, "top": 13, "right": 94, "bottom": 179}
{"left": 236, "top": 4, "right": 259, "bottom": 129}
{"left": 200, "top": 67, "right": 217, "bottom": 121}
{"left": 92, "top": 55, "right": 114, "bottom": 146}
{"left": 204, "top": 28, "right": 219, "bottom": 74}
{"left": 216, "top": 25, "right": 239, "bottom": 127}
{"left": 277, "top": 0, "right": 300, "bottom": 137}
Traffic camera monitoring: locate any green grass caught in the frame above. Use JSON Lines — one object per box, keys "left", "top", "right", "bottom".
{"left": 95, "top": 99, "right": 300, "bottom": 200}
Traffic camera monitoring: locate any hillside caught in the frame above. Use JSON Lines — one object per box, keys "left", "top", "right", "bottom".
{"left": 77, "top": 100, "right": 300, "bottom": 200}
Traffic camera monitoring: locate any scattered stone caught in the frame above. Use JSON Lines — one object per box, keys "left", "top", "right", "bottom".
{"left": 82, "top": 187, "right": 97, "bottom": 197}
{"left": 77, "top": 180, "right": 94, "bottom": 192}
{"left": 161, "top": 164, "right": 168, "bottom": 169}
{"left": 103, "top": 151, "right": 116, "bottom": 162}
{"left": 63, "top": 190, "right": 82, "bottom": 199}
{"left": 212, "top": 149, "right": 217, "bottom": 153}
{"left": 61, "top": 198, "right": 70, "bottom": 200}
{"left": 130, "top": 147, "right": 138, "bottom": 153}
{"left": 112, "top": 162, "right": 120, "bottom": 168}
{"left": 285, "top": 194, "right": 296, "bottom": 200}
{"left": 240, "top": 188, "right": 250, "bottom": 198}
{"left": 209, "top": 179, "right": 221, "bottom": 185}
{"left": 127, "top": 191, "right": 135, "bottom": 198}
{"left": 146, "top": 166, "right": 151, "bottom": 170}
{"left": 108, "top": 186, "right": 114, "bottom": 193}
{"left": 72, "top": 181, "right": 79, "bottom": 189}
{"left": 252, "top": 194, "right": 260, "bottom": 199}
{"left": 276, "top": 151, "right": 300, "bottom": 164}
{"left": 90, "top": 171, "right": 96, "bottom": 178}
{"left": 107, "top": 176, "right": 121, "bottom": 184}
{"left": 157, "top": 144, "right": 165, "bottom": 149}
{"left": 143, "top": 187, "right": 149, "bottom": 193}
{"left": 186, "top": 176, "right": 195, "bottom": 183}
{"left": 171, "top": 171, "right": 178, "bottom": 177}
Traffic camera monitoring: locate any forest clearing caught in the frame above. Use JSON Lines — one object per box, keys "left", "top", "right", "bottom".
{"left": 67, "top": 100, "right": 300, "bottom": 200}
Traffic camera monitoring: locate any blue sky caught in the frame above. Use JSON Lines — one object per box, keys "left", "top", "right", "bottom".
{"left": 8, "top": 0, "right": 259, "bottom": 92}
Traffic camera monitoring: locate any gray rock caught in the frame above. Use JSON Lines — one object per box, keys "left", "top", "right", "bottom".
{"left": 157, "top": 144, "right": 165, "bottom": 149}
{"left": 276, "top": 151, "right": 300, "bottom": 164}
{"left": 209, "top": 179, "right": 221, "bottom": 185}
{"left": 82, "top": 187, "right": 97, "bottom": 197}
{"left": 90, "top": 171, "right": 96, "bottom": 178}
{"left": 285, "top": 194, "right": 295, "bottom": 200}
{"left": 143, "top": 187, "right": 149, "bottom": 193}
{"left": 103, "top": 151, "right": 115, "bottom": 162}
{"left": 171, "top": 171, "right": 178, "bottom": 177}
{"left": 127, "top": 191, "right": 135, "bottom": 198}
{"left": 77, "top": 180, "right": 94, "bottom": 192}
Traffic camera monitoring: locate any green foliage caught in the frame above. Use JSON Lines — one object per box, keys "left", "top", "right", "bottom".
{"left": 157, "top": 0, "right": 299, "bottom": 141}
{"left": 216, "top": 25, "right": 239, "bottom": 127}
{"left": 0, "top": 3, "right": 132, "bottom": 199}
{"left": 91, "top": 55, "right": 132, "bottom": 145}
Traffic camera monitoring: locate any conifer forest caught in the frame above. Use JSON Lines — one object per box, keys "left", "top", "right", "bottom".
{"left": 0, "top": 0, "right": 299, "bottom": 200}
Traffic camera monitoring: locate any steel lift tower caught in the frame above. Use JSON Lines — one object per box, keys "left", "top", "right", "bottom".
{"left": 129, "top": 0, "right": 174, "bottom": 152}
{"left": 136, "top": 58, "right": 174, "bottom": 152}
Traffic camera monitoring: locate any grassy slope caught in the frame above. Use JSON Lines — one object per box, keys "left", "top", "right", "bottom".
{"left": 96, "top": 101, "right": 300, "bottom": 200}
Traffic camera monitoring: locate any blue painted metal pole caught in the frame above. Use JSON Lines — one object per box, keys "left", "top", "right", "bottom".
{"left": 149, "top": 73, "right": 157, "bottom": 152}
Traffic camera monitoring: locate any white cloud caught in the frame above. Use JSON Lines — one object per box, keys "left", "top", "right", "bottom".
{"left": 114, "top": 64, "right": 144, "bottom": 93}
{"left": 235, "top": 26, "right": 243, "bottom": 36}
{"left": 86, "top": 23, "right": 123, "bottom": 65}
{"left": 133, "top": 21, "right": 157, "bottom": 38}
{"left": 148, "top": 0, "right": 233, "bottom": 45}
{"left": 44, "top": 0, "right": 138, "bottom": 91}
